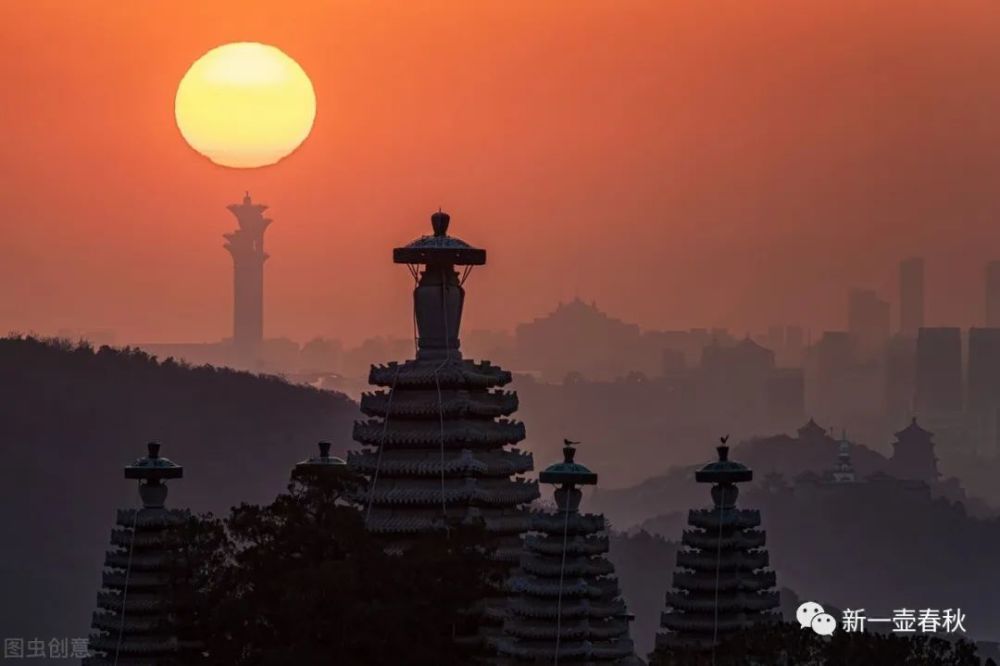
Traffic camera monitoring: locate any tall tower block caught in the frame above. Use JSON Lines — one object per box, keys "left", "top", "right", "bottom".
{"left": 224, "top": 192, "right": 272, "bottom": 363}
{"left": 899, "top": 257, "right": 924, "bottom": 337}
{"left": 987, "top": 261, "right": 1000, "bottom": 328}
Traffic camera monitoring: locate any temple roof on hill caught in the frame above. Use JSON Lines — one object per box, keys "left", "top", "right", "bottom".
{"left": 894, "top": 417, "right": 934, "bottom": 440}
{"left": 797, "top": 418, "right": 829, "bottom": 440}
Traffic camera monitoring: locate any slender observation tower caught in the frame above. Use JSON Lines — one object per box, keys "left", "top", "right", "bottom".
{"left": 347, "top": 210, "right": 539, "bottom": 643}
{"left": 84, "top": 443, "right": 198, "bottom": 665}
{"left": 224, "top": 192, "right": 272, "bottom": 365}
{"left": 655, "top": 445, "right": 779, "bottom": 652}
{"left": 496, "top": 442, "right": 639, "bottom": 664}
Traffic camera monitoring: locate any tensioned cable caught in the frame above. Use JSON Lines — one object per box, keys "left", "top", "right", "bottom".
{"left": 710, "top": 477, "right": 727, "bottom": 666}
{"left": 433, "top": 265, "right": 454, "bottom": 535}
{"left": 112, "top": 493, "right": 140, "bottom": 665}
{"left": 552, "top": 488, "right": 573, "bottom": 666}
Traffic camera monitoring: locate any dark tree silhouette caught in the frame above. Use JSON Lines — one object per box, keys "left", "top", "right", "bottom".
{"left": 183, "top": 470, "right": 490, "bottom": 665}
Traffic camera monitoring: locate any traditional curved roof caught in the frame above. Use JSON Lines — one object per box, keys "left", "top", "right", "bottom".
{"left": 676, "top": 549, "right": 770, "bottom": 572}
{"left": 519, "top": 554, "right": 615, "bottom": 578}
{"left": 665, "top": 590, "right": 779, "bottom": 614}
{"left": 687, "top": 508, "right": 761, "bottom": 530}
{"left": 347, "top": 448, "right": 533, "bottom": 477}
{"left": 369, "top": 359, "right": 512, "bottom": 389}
{"left": 529, "top": 511, "right": 607, "bottom": 535}
{"left": 360, "top": 388, "right": 518, "bottom": 418}
{"left": 524, "top": 533, "right": 610, "bottom": 557}
{"left": 361, "top": 507, "right": 531, "bottom": 535}
{"left": 353, "top": 418, "right": 526, "bottom": 449}
{"left": 351, "top": 477, "right": 539, "bottom": 506}
{"left": 681, "top": 528, "right": 765, "bottom": 551}
{"left": 894, "top": 416, "right": 934, "bottom": 440}
{"left": 672, "top": 570, "right": 777, "bottom": 593}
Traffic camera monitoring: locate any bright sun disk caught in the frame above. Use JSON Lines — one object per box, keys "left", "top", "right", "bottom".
{"left": 175, "top": 42, "right": 316, "bottom": 169}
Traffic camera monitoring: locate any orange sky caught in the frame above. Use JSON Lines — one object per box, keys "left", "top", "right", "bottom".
{"left": 3, "top": 1, "right": 1000, "bottom": 345}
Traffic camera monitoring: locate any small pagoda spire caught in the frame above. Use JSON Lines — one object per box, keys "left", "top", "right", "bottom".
{"left": 495, "top": 441, "right": 639, "bottom": 664}
{"left": 831, "top": 430, "right": 856, "bottom": 483}
{"left": 654, "top": 440, "right": 779, "bottom": 653}
{"left": 84, "top": 443, "right": 199, "bottom": 665}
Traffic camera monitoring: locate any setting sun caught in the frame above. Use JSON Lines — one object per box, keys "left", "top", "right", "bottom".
{"left": 174, "top": 42, "right": 316, "bottom": 168}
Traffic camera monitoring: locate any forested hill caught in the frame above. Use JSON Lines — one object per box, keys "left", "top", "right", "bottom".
{"left": 0, "top": 336, "right": 358, "bottom": 651}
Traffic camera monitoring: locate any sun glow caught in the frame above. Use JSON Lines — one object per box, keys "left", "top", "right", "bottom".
{"left": 175, "top": 42, "right": 316, "bottom": 168}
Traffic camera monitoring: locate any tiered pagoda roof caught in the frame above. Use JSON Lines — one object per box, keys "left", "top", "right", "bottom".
{"left": 655, "top": 444, "right": 779, "bottom": 652}
{"left": 84, "top": 443, "right": 199, "bottom": 666}
{"left": 347, "top": 211, "right": 539, "bottom": 649}
{"left": 494, "top": 444, "right": 640, "bottom": 664}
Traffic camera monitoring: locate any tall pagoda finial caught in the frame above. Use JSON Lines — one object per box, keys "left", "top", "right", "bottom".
{"left": 431, "top": 208, "right": 450, "bottom": 236}
{"left": 124, "top": 441, "right": 183, "bottom": 508}
{"left": 295, "top": 440, "right": 347, "bottom": 474}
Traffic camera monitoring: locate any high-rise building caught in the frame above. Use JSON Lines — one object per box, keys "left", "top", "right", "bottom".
{"left": 986, "top": 261, "right": 1000, "bottom": 327}
{"left": 224, "top": 192, "right": 272, "bottom": 365}
{"left": 84, "top": 443, "right": 198, "bottom": 665}
{"left": 967, "top": 328, "right": 1000, "bottom": 454}
{"left": 347, "top": 211, "right": 539, "bottom": 648}
{"left": 914, "top": 327, "right": 963, "bottom": 416}
{"left": 655, "top": 445, "right": 779, "bottom": 650}
{"left": 495, "top": 443, "right": 638, "bottom": 664}
{"left": 848, "top": 288, "right": 890, "bottom": 359}
{"left": 899, "top": 257, "right": 925, "bottom": 337}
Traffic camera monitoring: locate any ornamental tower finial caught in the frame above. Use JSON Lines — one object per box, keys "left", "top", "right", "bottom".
{"left": 393, "top": 211, "right": 485, "bottom": 360}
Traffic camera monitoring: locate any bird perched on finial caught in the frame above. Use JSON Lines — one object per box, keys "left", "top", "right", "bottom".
{"left": 564, "top": 438, "right": 581, "bottom": 446}
{"left": 720, "top": 435, "right": 729, "bottom": 444}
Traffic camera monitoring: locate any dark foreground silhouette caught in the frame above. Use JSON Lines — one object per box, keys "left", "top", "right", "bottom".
{"left": 0, "top": 336, "right": 356, "bottom": 644}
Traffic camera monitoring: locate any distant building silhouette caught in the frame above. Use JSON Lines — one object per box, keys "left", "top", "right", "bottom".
{"left": 914, "top": 327, "right": 963, "bottom": 416}
{"left": 848, "top": 288, "right": 890, "bottom": 360}
{"left": 986, "top": 261, "right": 1000, "bottom": 327}
{"left": 884, "top": 333, "right": 917, "bottom": 428}
{"left": 966, "top": 328, "right": 1000, "bottom": 455}
{"left": 656, "top": 444, "right": 779, "bottom": 650}
{"left": 84, "top": 443, "right": 198, "bottom": 665}
{"left": 890, "top": 418, "right": 939, "bottom": 483}
{"left": 495, "top": 443, "right": 639, "bottom": 664}
{"left": 225, "top": 192, "right": 272, "bottom": 365}
{"left": 899, "top": 257, "right": 925, "bottom": 337}
{"left": 346, "top": 210, "right": 539, "bottom": 649}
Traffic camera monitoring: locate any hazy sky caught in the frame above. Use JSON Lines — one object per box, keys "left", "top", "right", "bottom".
{"left": 3, "top": 1, "right": 1000, "bottom": 345}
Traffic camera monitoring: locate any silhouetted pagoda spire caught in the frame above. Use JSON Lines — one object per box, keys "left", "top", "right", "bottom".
{"left": 655, "top": 444, "right": 779, "bottom": 652}
{"left": 347, "top": 210, "right": 539, "bottom": 645}
{"left": 495, "top": 442, "right": 639, "bottom": 664}
{"left": 84, "top": 443, "right": 198, "bottom": 665}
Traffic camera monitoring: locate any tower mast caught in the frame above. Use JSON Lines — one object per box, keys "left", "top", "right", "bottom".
{"left": 224, "top": 192, "right": 272, "bottom": 367}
